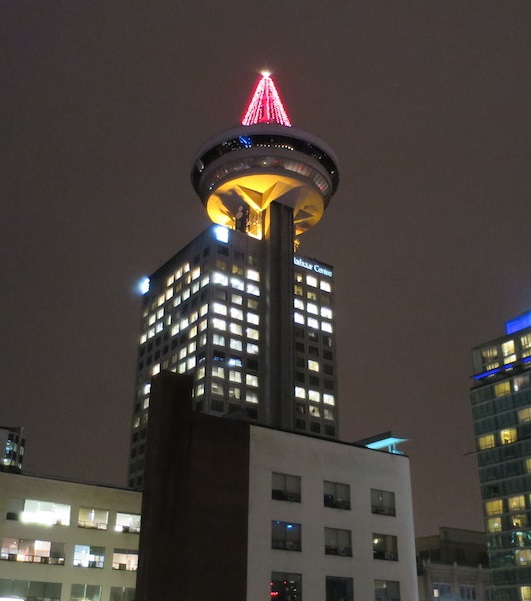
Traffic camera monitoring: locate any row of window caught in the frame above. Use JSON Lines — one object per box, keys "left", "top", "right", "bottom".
{"left": 5, "top": 499, "right": 140, "bottom": 532}
{"left": 271, "top": 522, "right": 398, "bottom": 560}
{"left": 272, "top": 474, "right": 396, "bottom": 516}
{"left": 271, "top": 574, "right": 400, "bottom": 601}
{"left": 478, "top": 428, "right": 519, "bottom": 450}
{"left": 0, "top": 539, "right": 137, "bottom": 570}
{"left": 480, "top": 335, "right": 531, "bottom": 371}
{"left": 433, "top": 583, "right": 488, "bottom": 600}
{"left": 0, "top": 579, "right": 134, "bottom": 601}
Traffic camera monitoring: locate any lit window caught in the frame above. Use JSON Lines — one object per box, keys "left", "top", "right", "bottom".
{"left": 478, "top": 434, "right": 495, "bottom": 450}
{"left": 196, "top": 367, "right": 205, "bottom": 380}
{"left": 147, "top": 328, "right": 155, "bottom": 339}
{"left": 214, "top": 225, "right": 229, "bottom": 243}
{"left": 16, "top": 499, "right": 71, "bottom": 527}
{"left": 294, "top": 285, "right": 303, "bottom": 296}
{"left": 308, "top": 360, "right": 320, "bottom": 372}
{"left": 230, "top": 307, "right": 243, "bottom": 320}
{"left": 321, "top": 307, "right": 332, "bottom": 319}
{"left": 526, "top": 458, "right": 531, "bottom": 473}
{"left": 178, "top": 362, "right": 185, "bottom": 374}
{"left": 509, "top": 495, "right": 526, "bottom": 511}
{"left": 487, "top": 517, "right": 502, "bottom": 532}
{"left": 180, "top": 317, "right": 189, "bottom": 330}
{"left": 191, "top": 267, "right": 200, "bottom": 280}
{"left": 295, "top": 387, "right": 306, "bottom": 399}
{"left": 294, "top": 313, "right": 305, "bottom": 324}
{"left": 112, "top": 549, "right": 138, "bottom": 571}
{"left": 230, "top": 323, "right": 243, "bottom": 336}
{"left": 158, "top": 294, "right": 165, "bottom": 307}
{"left": 247, "top": 312, "right": 259, "bottom": 325}
{"left": 190, "top": 311, "right": 198, "bottom": 323}
{"left": 320, "top": 281, "right": 331, "bottom": 292}
{"left": 175, "top": 268, "right": 183, "bottom": 279}
{"left": 167, "top": 275, "right": 175, "bottom": 286}
{"left": 231, "top": 277, "right": 244, "bottom": 290}
{"left": 157, "top": 308, "right": 164, "bottom": 319}
{"left": 211, "top": 381, "right": 224, "bottom": 396}
{"left": 213, "top": 318, "right": 226, "bottom": 331}
{"left": 500, "top": 428, "right": 517, "bottom": 445}
{"left": 173, "top": 295, "right": 181, "bottom": 307}
{"left": 184, "top": 263, "right": 190, "bottom": 273}
{"left": 308, "top": 318, "right": 319, "bottom": 329}
{"left": 321, "top": 321, "right": 333, "bottom": 333}
{"left": 247, "top": 269, "right": 260, "bottom": 282}
{"left": 201, "top": 275, "right": 210, "bottom": 288}
{"left": 232, "top": 293, "right": 243, "bottom": 305}
{"left": 519, "top": 408, "right": 531, "bottom": 422}
{"left": 148, "top": 314, "right": 156, "bottom": 325}
{"left": 494, "top": 381, "right": 511, "bottom": 397}
{"left": 187, "top": 357, "right": 196, "bottom": 370}
{"left": 521, "top": 587, "right": 531, "bottom": 601}
{"left": 229, "top": 387, "right": 241, "bottom": 399}
{"left": 309, "top": 405, "right": 320, "bottom": 417}
{"left": 188, "top": 342, "right": 196, "bottom": 354}
{"left": 522, "top": 335, "right": 531, "bottom": 357}
{"left": 212, "top": 366, "right": 224, "bottom": 379}
{"left": 179, "top": 348, "right": 187, "bottom": 360}
{"left": 307, "top": 303, "right": 318, "bottom": 315}
{"left": 213, "top": 333, "right": 225, "bottom": 346}
{"left": 229, "top": 370, "right": 242, "bottom": 383}
{"left": 200, "top": 303, "right": 208, "bottom": 316}
{"left": 246, "top": 328, "right": 259, "bottom": 340}
{"left": 182, "top": 289, "right": 190, "bottom": 301}
{"left": 213, "top": 272, "right": 229, "bottom": 286}
{"left": 513, "top": 514, "right": 528, "bottom": 528}
{"left": 306, "top": 275, "right": 317, "bottom": 287}
{"left": 247, "top": 343, "right": 259, "bottom": 354}
{"left": 213, "top": 303, "right": 227, "bottom": 315}
{"left": 485, "top": 499, "right": 503, "bottom": 515}
{"left": 199, "top": 319, "right": 207, "bottom": 332}
{"left": 294, "top": 298, "right": 304, "bottom": 310}
{"left": 73, "top": 544, "right": 105, "bottom": 568}
{"left": 230, "top": 338, "right": 243, "bottom": 351}
{"left": 140, "top": 333, "right": 147, "bottom": 344}
{"left": 324, "top": 408, "right": 334, "bottom": 420}
{"left": 189, "top": 326, "right": 198, "bottom": 338}
{"left": 247, "top": 283, "right": 260, "bottom": 296}
{"left": 152, "top": 364, "right": 160, "bottom": 376}
{"left": 323, "top": 393, "right": 335, "bottom": 405}
{"left": 191, "top": 282, "right": 199, "bottom": 294}
{"left": 502, "top": 339, "right": 516, "bottom": 364}
{"left": 155, "top": 322, "right": 163, "bottom": 333}
{"left": 482, "top": 347, "right": 499, "bottom": 370}
{"left": 246, "top": 374, "right": 258, "bottom": 387}
{"left": 246, "top": 391, "right": 259, "bottom": 403}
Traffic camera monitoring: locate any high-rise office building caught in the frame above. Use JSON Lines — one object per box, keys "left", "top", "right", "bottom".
{"left": 129, "top": 74, "right": 340, "bottom": 488}
{"left": 471, "top": 309, "right": 531, "bottom": 601}
{"left": 0, "top": 426, "right": 24, "bottom": 473}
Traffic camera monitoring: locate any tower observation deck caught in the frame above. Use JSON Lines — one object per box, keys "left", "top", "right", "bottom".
{"left": 191, "top": 73, "right": 339, "bottom": 239}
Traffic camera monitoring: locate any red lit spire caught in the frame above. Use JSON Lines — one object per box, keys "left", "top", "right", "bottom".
{"left": 241, "top": 72, "right": 292, "bottom": 127}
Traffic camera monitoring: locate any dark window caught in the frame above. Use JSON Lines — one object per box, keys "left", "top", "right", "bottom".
{"left": 371, "top": 489, "right": 396, "bottom": 516}
{"left": 271, "top": 521, "right": 301, "bottom": 551}
{"left": 375, "top": 580, "right": 400, "bottom": 601}
{"left": 324, "top": 481, "right": 350, "bottom": 509}
{"left": 326, "top": 577, "right": 353, "bottom": 601}
{"left": 373, "top": 534, "right": 398, "bottom": 561}
{"left": 325, "top": 528, "right": 352, "bottom": 556}
{"left": 310, "top": 422, "right": 321, "bottom": 433}
{"left": 272, "top": 472, "right": 301, "bottom": 502}
{"left": 271, "top": 572, "right": 302, "bottom": 601}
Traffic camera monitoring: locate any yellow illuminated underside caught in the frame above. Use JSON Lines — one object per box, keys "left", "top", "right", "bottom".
{"left": 205, "top": 173, "right": 324, "bottom": 239}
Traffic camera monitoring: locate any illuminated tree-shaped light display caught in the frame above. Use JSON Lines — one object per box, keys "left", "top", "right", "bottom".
{"left": 241, "top": 71, "right": 292, "bottom": 127}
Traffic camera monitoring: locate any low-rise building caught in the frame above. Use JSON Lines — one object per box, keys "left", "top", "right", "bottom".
{"left": 0, "top": 471, "right": 141, "bottom": 601}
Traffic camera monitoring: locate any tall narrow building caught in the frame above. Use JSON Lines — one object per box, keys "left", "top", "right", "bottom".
{"left": 471, "top": 309, "right": 531, "bottom": 601}
{"left": 129, "top": 73, "right": 340, "bottom": 488}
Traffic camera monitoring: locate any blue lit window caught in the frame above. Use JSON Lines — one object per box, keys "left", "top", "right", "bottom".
{"left": 214, "top": 226, "right": 229, "bottom": 243}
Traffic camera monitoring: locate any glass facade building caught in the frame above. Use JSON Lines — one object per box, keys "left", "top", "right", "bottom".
{"left": 471, "top": 310, "right": 531, "bottom": 601}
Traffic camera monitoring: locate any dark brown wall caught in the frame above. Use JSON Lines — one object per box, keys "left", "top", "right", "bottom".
{"left": 136, "top": 371, "right": 251, "bottom": 601}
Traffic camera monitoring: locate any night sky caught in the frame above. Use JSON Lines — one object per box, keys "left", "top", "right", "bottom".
{"left": 3, "top": 1, "right": 531, "bottom": 537}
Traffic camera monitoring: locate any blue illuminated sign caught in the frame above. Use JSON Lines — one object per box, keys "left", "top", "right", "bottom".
{"left": 506, "top": 310, "right": 531, "bottom": 334}
{"left": 293, "top": 256, "right": 333, "bottom": 278}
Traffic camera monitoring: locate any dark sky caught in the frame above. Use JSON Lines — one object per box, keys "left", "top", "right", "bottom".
{"left": 3, "top": 1, "right": 531, "bottom": 537}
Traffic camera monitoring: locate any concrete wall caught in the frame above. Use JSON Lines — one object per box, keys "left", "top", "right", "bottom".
{"left": 247, "top": 427, "right": 419, "bottom": 600}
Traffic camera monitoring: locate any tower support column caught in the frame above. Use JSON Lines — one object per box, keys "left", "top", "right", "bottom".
{"left": 261, "top": 201, "right": 295, "bottom": 430}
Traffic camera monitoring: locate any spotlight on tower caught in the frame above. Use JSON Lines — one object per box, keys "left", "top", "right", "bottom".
{"left": 191, "top": 73, "right": 339, "bottom": 240}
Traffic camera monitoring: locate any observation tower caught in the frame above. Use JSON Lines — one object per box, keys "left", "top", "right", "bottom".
{"left": 191, "top": 72, "right": 339, "bottom": 240}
